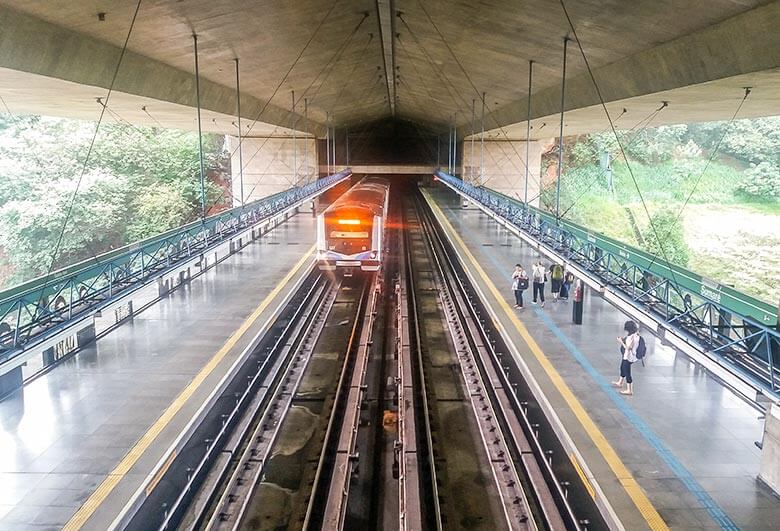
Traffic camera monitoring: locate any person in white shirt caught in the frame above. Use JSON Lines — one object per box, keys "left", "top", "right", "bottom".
{"left": 511, "top": 264, "right": 529, "bottom": 309}
{"left": 531, "top": 261, "right": 546, "bottom": 307}
{"left": 612, "top": 320, "right": 639, "bottom": 395}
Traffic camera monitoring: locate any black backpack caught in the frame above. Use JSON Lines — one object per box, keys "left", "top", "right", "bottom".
{"left": 636, "top": 336, "right": 647, "bottom": 360}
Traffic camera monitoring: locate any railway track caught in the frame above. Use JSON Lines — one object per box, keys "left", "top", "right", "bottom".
{"left": 131, "top": 184, "right": 606, "bottom": 531}
{"left": 207, "top": 277, "right": 373, "bottom": 530}
{"left": 399, "top": 191, "right": 587, "bottom": 530}
{"left": 198, "top": 277, "right": 342, "bottom": 530}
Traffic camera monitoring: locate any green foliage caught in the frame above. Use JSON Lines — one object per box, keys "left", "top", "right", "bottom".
{"left": 688, "top": 117, "right": 780, "bottom": 165}
{"left": 0, "top": 114, "right": 228, "bottom": 287}
{"left": 0, "top": 171, "right": 130, "bottom": 278}
{"left": 737, "top": 161, "right": 780, "bottom": 200}
{"left": 546, "top": 116, "right": 780, "bottom": 303}
{"left": 641, "top": 208, "right": 690, "bottom": 267}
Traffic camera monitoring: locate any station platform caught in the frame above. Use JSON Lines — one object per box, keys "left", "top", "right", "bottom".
{"left": 0, "top": 213, "right": 316, "bottom": 530}
{"left": 423, "top": 187, "right": 780, "bottom": 530}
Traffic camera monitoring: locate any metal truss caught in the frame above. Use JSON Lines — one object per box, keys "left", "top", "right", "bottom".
{"left": 434, "top": 171, "right": 780, "bottom": 400}
{"left": 0, "top": 171, "right": 351, "bottom": 362}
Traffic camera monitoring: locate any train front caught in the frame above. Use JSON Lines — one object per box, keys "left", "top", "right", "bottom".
{"left": 317, "top": 184, "right": 386, "bottom": 273}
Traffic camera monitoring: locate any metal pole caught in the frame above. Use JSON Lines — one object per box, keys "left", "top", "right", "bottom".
{"left": 453, "top": 117, "right": 458, "bottom": 177}
{"left": 470, "top": 99, "right": 476, "bottom": 184}
{"left": 437, "top": 134, "right": 440, "bottom": 168}
{"left": 450, "top": 117, "right": 455, "bottom": 175}
{"left": 346, "top": 127, "right": 350, "bottom": 166}
{"left": 524, "top": 60, "right": 533, "bottom": 208}
{"left": 326, "top": 113, "right": 330, "bottom": 175}
{"left": 331, "top": 126, "right": 336, "bottom": 172}
{"left": 447, "top": 124, "right": 452, "bottom": 174}
{"left": 480, "top": 92, "right": 485, "bottom": 186}
{"left": 193, "top": 34, "right": 206, "bottom": 219}
{"left": 234, "top": 58, "right": 244, "bottom": 206}
{"left": 556, "top": 38, "right": 569, "bottom": 222}
{"left": 304, "top": 98, "right": 309, "bottom": 183}
{"left": 291, "top": 90, "right": 297, "bottom": 187}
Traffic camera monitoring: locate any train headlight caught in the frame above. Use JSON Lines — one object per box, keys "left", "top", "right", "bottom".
{"left": 370, "top": 251, "right": 377, "bottom": 259}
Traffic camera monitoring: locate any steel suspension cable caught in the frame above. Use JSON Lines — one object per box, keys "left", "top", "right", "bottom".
{"left": 31, "top": 0, "right": 144, "bottom": 304}
{"left": 643, "top": 87, "right": 751, "bottom": 272}
{"left": 238, "top": 12, "right": 369, "bottom": 178}
{"left": 557, "top": 0, "right": 686, "bottom": 297}
{"left": 557, "top": 101, "right": 670, "bottom": 219}
{"left": 229, "top": 0, "right": 341, "bottom": 160}
{"left": 396, "top": 13, "right": 518, "bottom": 181}
{"left": 406, "top": 2, "right": 536, "bottom": 183}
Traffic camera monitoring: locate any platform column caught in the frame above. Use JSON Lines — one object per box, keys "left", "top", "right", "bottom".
{"left": 760, "top": 403, "right": 780, "bottom": 496}
{"left": 226, "top": 136, "right": 317, "bottom": 205}
{"left": 572, "top": 278, "right": 584, "bottom": 325}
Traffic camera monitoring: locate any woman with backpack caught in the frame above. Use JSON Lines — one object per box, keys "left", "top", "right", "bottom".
{"left": 531, "top": 261, "right": 546, "bottom": 307}
{"left": 612, "top": 320, "right": 641, "bottom": 395}
{"left": 511, "top": 264, "right": 529, "bottom": 309}
{"left": 549, "top": 263, "right": 564, "bottom": 301}
{"left": 559, "top": 271, "right": 574, "bottom": 300}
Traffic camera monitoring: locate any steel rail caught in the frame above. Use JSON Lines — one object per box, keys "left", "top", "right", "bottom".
{"left": 414, "top": 195, "right": 538, "bottom": 530}
{"left": 318, "top": 277, "right": 381, "bottom": 528}
{"left": 398, "top": 204, "right": 439, "bottom": 531}
{"left": 150, "top": 272, "right": 329, "bottom": 531}
{"left": 202, "top": 279, "right": 342, "bottom": 531}
{"left": 417, "top": 191, "right": 582, "bottom": 529}
{"left": 301, "top": 278, "right": 373, "bottom": 529}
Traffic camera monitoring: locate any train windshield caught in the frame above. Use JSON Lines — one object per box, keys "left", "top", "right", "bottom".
{"left": 325, "top": 212, "right": 374, "bottom": 254}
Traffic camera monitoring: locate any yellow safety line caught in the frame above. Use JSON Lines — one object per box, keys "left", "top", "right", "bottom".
{"left": 425, "top": 192, "right": 669, "bottom": 531}
{"left": 63, "top": 246, "right": 315, "bottom": 530}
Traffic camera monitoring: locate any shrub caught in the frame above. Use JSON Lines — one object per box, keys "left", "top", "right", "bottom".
{"left": 738, "top": 162, "right": 780, "bottom": 200}
{"left": 642, "top": 208, "right": 690, "bottom": 267}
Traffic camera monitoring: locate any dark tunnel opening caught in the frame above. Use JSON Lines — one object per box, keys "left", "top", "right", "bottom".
{"left": 318, "top": 119, "right": 448, "bottom": 167}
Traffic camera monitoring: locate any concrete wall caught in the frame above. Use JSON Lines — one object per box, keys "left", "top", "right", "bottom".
{"left": 461, "top": 140, "right": 543, "bottom": 207}
{"left": 227, "top": 136, "right": 317, "bottom": 206}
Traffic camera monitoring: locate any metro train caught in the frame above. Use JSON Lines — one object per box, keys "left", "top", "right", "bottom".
{"left": 316, "top": 177, "right": 389, "bottom": 273}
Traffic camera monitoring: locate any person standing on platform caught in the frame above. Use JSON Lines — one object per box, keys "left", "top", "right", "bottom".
{"left": 550, "top": 262, "right": 564, "bottom": 302}
{"left": 559, "top": 270, "right": 574, "bottom": 301}
{"left": 612, "top": 320, "right": 639, "bottom": 395}
{"left": 531, "top": 261, "right": 546, "bottom": 307}
{"left": 511, "top": 264, "right": 529, "bottom": 309}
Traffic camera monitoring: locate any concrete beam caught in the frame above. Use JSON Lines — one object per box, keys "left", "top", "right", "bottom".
{"left": 375, "top": 0, "right": 397, "bottom": 116}
{"left": 479, "top": 1, "right": 780, "bottom": 138}
{"left": 0, "top": 5, "right": 326, "bottom": 135}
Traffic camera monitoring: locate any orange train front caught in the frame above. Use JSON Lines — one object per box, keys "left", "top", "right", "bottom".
{"left": 316, "top": 177, "right": 389, "bottom": 273}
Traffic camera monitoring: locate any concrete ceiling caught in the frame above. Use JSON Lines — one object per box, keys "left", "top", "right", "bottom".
{"left": 0, "top": 0, "right": 778, "bottom": 137}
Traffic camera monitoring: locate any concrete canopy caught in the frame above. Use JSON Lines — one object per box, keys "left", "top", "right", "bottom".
{"left": 0, "top": 0, "right": 777, "bottom": 137}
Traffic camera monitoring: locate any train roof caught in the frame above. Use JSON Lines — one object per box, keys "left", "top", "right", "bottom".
{"left": 323, "top": 178, "right": 388, "bottom": 218}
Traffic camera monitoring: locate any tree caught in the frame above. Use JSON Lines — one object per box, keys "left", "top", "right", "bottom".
{"left": 642, "top": 208, "right": 690, "bottom": 267}
{"left": 738, "top": 161, "right": 780, "bottom": 200}
{"left": 0, "top": 113, "right": 228, "bottom": 289}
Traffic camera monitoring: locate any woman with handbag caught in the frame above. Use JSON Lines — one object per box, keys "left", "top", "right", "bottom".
{"left": 511, "top": 264, "right": 529, "bottom": 309}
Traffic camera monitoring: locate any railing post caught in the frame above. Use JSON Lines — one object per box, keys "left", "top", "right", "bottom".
{"left": 767, "top": 332, "right": 776, "bottom": 391}
{"left": 13, "top": 303, "right": 22, "bottom": 348}
{"left": 108, "top": 264, "right": 114, "bottom": 298}
{"left": 69, "top": 282, "right": 74, "bottom": 320}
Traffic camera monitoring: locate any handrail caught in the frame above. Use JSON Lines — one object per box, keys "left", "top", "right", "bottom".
{"left": 0, "top": 170, "right": 352, "bottom": 359}
{"left": 434, "top": 170, "right": 780, "bottom": 400}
